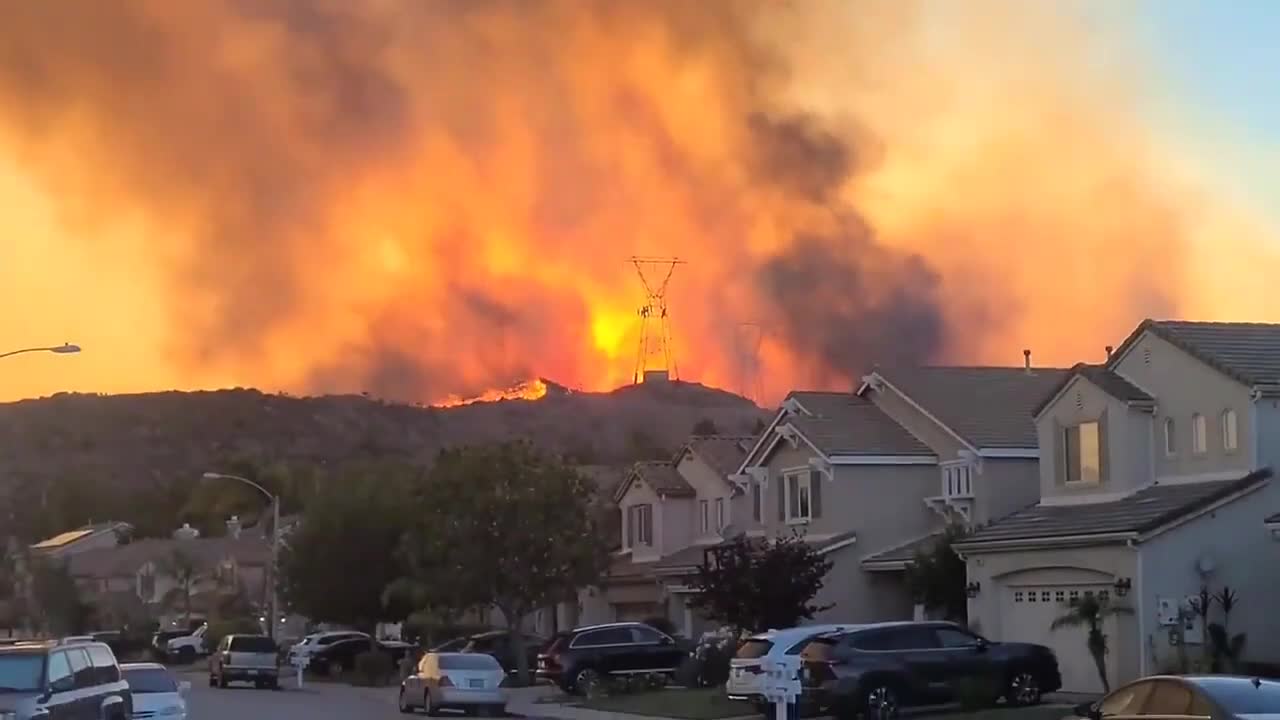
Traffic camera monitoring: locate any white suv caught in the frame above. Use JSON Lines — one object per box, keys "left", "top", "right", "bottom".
{"left": 285, "top": 631, "right": 369, "bottom": 666}
{"left": 726, "top": 624, "right": 862, "bottom": 710}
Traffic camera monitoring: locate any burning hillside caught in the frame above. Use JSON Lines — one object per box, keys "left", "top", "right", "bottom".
{"left": 432, "top": 377, "right": 567, "bottom": 408}
{"left": 0, "top": 1, "right": 1276, "bottom": 405}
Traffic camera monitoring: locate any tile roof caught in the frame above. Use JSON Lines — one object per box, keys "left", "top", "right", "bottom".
{"left": 860, "top": 531, "right": 946, "bottom": 568}
{"left": 958, "top": 470, "right": 1272, "bottom": 546}
{"left": 615, "top": 461, "right": 694, "bottom": 501}
{"left": 1033, "top": 363, "right": 1155, "bottom": 417}
{"left": 870, "top": 366, "right": 1071, "bottom": 449}
{"left": 781, "top": 393, "right": 932, "bottom": 456}
{"left": 653, "top": 531, "right": 860, "bottom": 573}
{"left": 685, "top": 436, "right": 755, "bottom": 479}
{"left": 65, "top": 536, "right": 271, "bottom": 579}
{"left": 1129, "top": 320, "right": 1280, "bottom": 388}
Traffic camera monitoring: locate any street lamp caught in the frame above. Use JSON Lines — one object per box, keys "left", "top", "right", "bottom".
{"left": 201, "top": 472, "right": 281, "bottom": 640}
{"left": 0, "top": 343, "right": 81, "bottom": 360}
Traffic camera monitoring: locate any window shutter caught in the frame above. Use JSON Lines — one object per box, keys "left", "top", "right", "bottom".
{"left": 626, "top": 507, "right": 634, "bottom": 548}
{"left": 810, "top": 470, "right": 822, "bottom": 518}
{"left": 752, "top": 483, "right": 762, "bottom": 522}
{"left": 777, "top": 475, "right": 786, "bottom": 521}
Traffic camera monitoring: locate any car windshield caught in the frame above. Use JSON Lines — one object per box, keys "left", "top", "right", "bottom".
{"left": 123, "top": 667, "right": 177, "bottom": 694}
{"left": 0, "top": 655, "right": 44, "bottom": 692}
{"left": 1196, "top": 678, "right": 1280, "bottom": 714}
{"left": 229, "top": 637, "right": 277, "bottom": 653}
{"left": 439, "top": 654, "right": 501, "bottom": 670}
{"left": 735, "top": 639, "right": 774, "bottom": 659}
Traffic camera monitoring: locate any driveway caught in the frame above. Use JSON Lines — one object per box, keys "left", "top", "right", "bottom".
{"left": 185, "top": 677, "right": 404, "bottom": 720}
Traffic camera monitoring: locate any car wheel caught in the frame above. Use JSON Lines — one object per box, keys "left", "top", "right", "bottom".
{"left": 1006, "top": 671, "right": 1042, "bottom": 707}
{"left": 860, "top": 683, "right": 900, "bottom": 720}
{"left": 218, "top": 672, "right": 229, "bottom": 689}
{"left": 208, "top": 674, "right": 217, "bottom": 688}
{"left": 574, "top": 668, "right": 603, "bottom": 698}
{"left": 398, "top": 688, "right": 414, "bottom": 714}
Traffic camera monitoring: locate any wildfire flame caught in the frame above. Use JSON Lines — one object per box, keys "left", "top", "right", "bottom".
{"left": 432, "top": 378, "right": 551, "bottom": 409}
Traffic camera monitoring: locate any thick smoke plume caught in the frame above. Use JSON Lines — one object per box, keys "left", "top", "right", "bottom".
{"left": 0, "top": 0, "right": 1274, "bottom": 404}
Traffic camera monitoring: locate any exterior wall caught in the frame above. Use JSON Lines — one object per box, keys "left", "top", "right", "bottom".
{"left": 678, "top": 453, "right": 734, "bottom": 541}
{"left": 971, "top": 458, "right": 1040, "bottom": 525}
{"left": 1037, "top": 376, "right": 1153, "bottom": 500}
{"left": 1254, "top": 399, "right": 1280, "bottom": 471}
{"left": 864, "top": 385, "right": 969, "bottom": 461}
{"left": 813, "top": 550, "right": 914, "bottom": 624}
{"left": 1113, "top": 331, "right": 1254, "bottom": 479}
{"left": 1138, "top": 480, "right": 1280, "bottom": 672}
{"left": 965, "top": 544, "right": 1140, "bottom": 689}
{"left": 661, "top": 499, "right": 694, "bottom": 559}
{"left": 619, "top": 482, "right": 664, "bottom": 563}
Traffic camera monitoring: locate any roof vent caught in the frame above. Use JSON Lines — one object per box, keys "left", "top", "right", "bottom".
{"left": 1023, "top": 349, "right": 1032, "bottom": 372}
{"left": 1143, "top": 346, "right": 1152, "bottom": 365}
{"left": 173, "top": 523, "right": 200, "bottom": 541}
{"left": 1105, "top": 345, "right": 1114, "bottom": 360}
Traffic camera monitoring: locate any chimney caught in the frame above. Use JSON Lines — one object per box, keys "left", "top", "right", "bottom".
{"left": 1105, "top": 345, "right": 1114, "bottom": 360}
{"left": 173, "top": 523, "right": 199, "bottom": 541}
{"left": 226, "top": 515, "right": 241, "bottom": 539}
{"left": 1023, "top": 349, "right": 1032, "bottom": 372}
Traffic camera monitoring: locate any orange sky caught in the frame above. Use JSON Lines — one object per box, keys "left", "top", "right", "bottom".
{"left": 0, "top": 0, "right": 1276, "bottom": 406}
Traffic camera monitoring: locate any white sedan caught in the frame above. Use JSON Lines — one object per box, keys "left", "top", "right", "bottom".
{"left": 122, "top": 662, "right": 191, "bottom": 719}
{"left": 399, "top": 652, "right": 508, "bottom": 716}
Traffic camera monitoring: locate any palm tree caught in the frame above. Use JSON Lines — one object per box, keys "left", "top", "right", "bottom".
{"left": 159, "top": 549, "right": 202, "bottom": 627}
{"left": 1051, "top": 594, "right": 1132, "bottom": 692}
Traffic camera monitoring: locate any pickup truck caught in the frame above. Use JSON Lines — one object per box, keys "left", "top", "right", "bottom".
{"left": 210, "top": 634, "right": 280, "bottom": 689}
{"left": 166, "top": 623, "right": 209, "bottom": 663}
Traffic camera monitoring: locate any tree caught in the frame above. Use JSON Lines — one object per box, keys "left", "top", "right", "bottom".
{"left": 278, "top": 463, "right": 415, "bottom": 632}
{"left": 28, "top": 557, "right": 92, "bottom": 636}
{"left": 904, "top": 525, "right": 968, "bottom": 622}
{"left": 689, "top": 532, "right": 833, "bottom": 632}
{"left": 159, "top": 548, "right": 202, "bottom": 627}
{"left": 402, "top": 441, "right": 610, "bottom": 685}
{"left": 1051, "top": 594, "right": 1132, "bottom": 692}
{"left": 691, "top": 418, "right": 720, "bottom": 435}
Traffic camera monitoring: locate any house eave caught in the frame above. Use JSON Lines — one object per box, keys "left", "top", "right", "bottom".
{"left": 828, "top": 454, "right": 936, "bottom": 466}
{"left": 953, "top": 531, "right": 1139, "bottom": 553}
{"left": 860, "top": 559, "right": 910, "bottom": 572}
{"left": 975, "top": 448, "right": 1039, "bottom": 459}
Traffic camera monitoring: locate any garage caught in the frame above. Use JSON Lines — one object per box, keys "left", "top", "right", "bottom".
{"left": 1003, "top": 583, "right": 1114, "bottom": 694}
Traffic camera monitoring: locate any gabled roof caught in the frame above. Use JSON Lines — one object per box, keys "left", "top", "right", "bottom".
{"left": 1112, "top": 320, "right": 1280, "bottom": 389}
{"left": 65, "top": 535, "right": 271, "bottom": 579}
{"left": 776, "top": 393, "right": 932, "bottom": 457}
{"left": 1033, "top": 363, "right": 1156, "bottom": 418}
{"left": 956, "top": 470, "right": 1271, "bottom": 547}
{"left": 31, "top": 522, "right": 131, "bottom": 551}
{"left": 680, "top": 436, "right": 755, "bottom": 479}
{"left": 862, "top": 366, "right": 1071, "bottom": 449}
{"left": 612, "top": 461, "right": 694, "bottom": 503}
{"left": 860, "top": 531, "right": 946, "bottom": 570}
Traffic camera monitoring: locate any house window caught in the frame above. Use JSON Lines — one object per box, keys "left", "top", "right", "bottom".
{"left": 1223, "top": 409, "right": 1239, "bottom": 452}
{"left": 1164, "top": 417, "right": 1176, "bottom": 456}
{"left": 715, "top": 497, "right": 725, "bottom": 530}
{"left": 137, "top": 567, "right": 156, "bottom": 602}
{"left": 1063, "top": 421, "right": 1101, "bottom": 485}
{"left": 627, "top": 504, "right": 653, "bottom": 547}
{"left": 699, "top": 500, "right": 710, "bottom": 534}
{"left": 1192, "top": 413, "right": 1207, "bottom": 454}
{"left": 785, "top": 472, "right": 812, "bottom": 522}
{"left": 751, "top": 482, "right": 762, "bottom": 522}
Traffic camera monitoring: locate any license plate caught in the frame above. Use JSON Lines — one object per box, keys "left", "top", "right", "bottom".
{"left": 469, "top": 679, "right": 484, "bottom": 688}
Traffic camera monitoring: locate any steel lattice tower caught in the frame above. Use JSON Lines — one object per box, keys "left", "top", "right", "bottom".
{"left": 629, "top": 256, "right": 685, "bottom": 384}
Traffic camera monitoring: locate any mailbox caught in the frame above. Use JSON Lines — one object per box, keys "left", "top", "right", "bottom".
{"left": 760, "top": 655, "right": 802, "bottom": 720}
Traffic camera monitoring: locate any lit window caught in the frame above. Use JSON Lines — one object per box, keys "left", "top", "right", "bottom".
{"left": 699, "top": 500, "right": 709, "bottom": 534}
{"left": 1164, "top": 418, "right": 1177, "bottom": 456}
{"left": 785, "top": 472, "right": 812, "bottom": 522}
{"left": 1223, "top": 410, "right": 1239, "bottom": 452}
{"left": 1063, "top": 421, "right": 1101, "bottom": 485}
{"left": 1192, "top": 414, "right": 1207, "bottom": 454}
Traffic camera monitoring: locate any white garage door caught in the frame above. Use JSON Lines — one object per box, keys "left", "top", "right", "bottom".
{"left": 1004, "top": 584, "right": 1114, "bottom": 694}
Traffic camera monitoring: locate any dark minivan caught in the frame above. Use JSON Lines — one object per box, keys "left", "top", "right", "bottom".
{"left": 800, "top": 622, "right": 1061, "bottom": 719}
{"left": 0, "top": 640, "right": 132, "bottom": 720}
{"left": 537, "top": 622, "right": 685, "bottom": 695}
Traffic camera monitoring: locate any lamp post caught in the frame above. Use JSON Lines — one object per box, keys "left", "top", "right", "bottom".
{"left": 0, "top": 344, "right": 81, "bottom": 360}
{"left": 201, "top": 472, "right": 280, "bottom": 640}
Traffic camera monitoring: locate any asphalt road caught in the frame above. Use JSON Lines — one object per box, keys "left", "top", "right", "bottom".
{"left": 184, "top": 674, "right": 407, "bottom": 720}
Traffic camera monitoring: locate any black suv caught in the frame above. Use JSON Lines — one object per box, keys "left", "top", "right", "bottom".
{"left": 0, "top": 640, "right": 133, "bottom": 720}
{"left": 800, "top": 622, "right": 1061, "bottom": 719}
{"left": 537, "top": 622, "right": 685, "bottom": 694}
{"left": 433, "top": 631, "right": 547, "bottom": 674}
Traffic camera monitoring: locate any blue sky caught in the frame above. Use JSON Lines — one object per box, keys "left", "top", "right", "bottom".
{"left": 1132, "top": 0, "right": 1279, "bottom": 225}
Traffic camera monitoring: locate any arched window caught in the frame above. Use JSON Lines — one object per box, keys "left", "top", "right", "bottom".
{"left": 1222, "top": 409, "right": 1239, "bottom": 452}
{"left": 1192, "top": 414, "right": 1207, "bottom": 454}
{"left": 1164, "top": 417, "right": 1177, "bottom": 456}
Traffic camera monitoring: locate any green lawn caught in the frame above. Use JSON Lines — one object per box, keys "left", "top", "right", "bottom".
{"left": 574, "top": 690, "right": 1073, "bottom": 720}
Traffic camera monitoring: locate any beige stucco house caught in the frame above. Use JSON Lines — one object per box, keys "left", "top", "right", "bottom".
{"left": 956, "top": 320, "right": 1280, "bottom": 694}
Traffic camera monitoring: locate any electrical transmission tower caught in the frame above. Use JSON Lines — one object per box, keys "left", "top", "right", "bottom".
{"left": 629, "top": 256, "right": 686, "bottom": 384}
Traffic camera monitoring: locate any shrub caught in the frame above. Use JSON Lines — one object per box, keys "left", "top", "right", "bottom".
{"left": 352, "top": 650, "right": 395, "bottom": 687}
{"left": 678, "top": 626, "right": 738, "bottom": 688}
{"left": 203, "top": 617, "right": 264, "bottom": 654}
{"left": 953, "top": 675, "right": 1001, "bottom": 710}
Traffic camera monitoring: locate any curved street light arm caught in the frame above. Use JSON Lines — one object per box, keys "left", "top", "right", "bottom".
{"left": 201, "top": 472, "right": 274, "bottom": 503}
{"left": 0, "top": 344, "right": 81, "bottom": 360}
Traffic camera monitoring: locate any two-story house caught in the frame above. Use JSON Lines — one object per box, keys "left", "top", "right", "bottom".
{"left": 956, "top": 320, "right": 1280, "bottom": 694}
{"left": 579, "top": 436, "right": 754, "bottom": 635}
{"left": 735, "top": 367, "right": 1065, "bottom": 626}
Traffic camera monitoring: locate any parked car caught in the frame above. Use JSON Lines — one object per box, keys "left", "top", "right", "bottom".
{"left": 432, "top": 630, "right": 547, "bottom": 674}
{"left": 122, "top": 662, "right": 191, "bottom": 719}
{"left": 1068, "top": 675, "right": 1280, "bottom": 720}
{"left": 153, "top": 626, "right": 199, "bottom": 660}
{"left": 166, "top": 623, "right": 210, "bottom": 663}
{"left": 537, "top": 622, "right": 685, "bottom": 695}
{"left": 798, "top": 622, "right": 1061, "bottom": 719}
{"left": 209, "top": 634, "right": 281, "bottom": 689}
{"left": 286, "top": 630, "right": 370, "bottom": 667}
{"left": 399, "top": 652, "right": 508, "bottom": 715}
{"left": 726, "top": 624, "right": 862, "bottom": 712}
{"left": 0, "top": 640, "right": 132, "bottom": 719}
{"left": 307, "top": 637, "right": 403, "bottom": 677}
